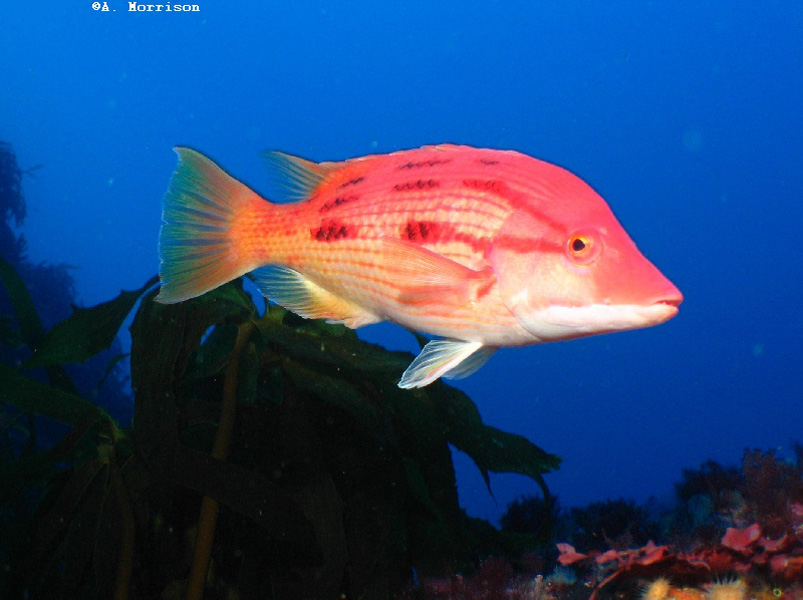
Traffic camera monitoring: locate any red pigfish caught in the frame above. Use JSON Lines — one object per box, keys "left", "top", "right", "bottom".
{"left": 156, "top": 145, "right": 682, "bottom": 388}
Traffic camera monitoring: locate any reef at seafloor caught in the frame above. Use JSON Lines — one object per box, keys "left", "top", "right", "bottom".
{"left": 402, "top": 445, "right": 803, "bottom": 600}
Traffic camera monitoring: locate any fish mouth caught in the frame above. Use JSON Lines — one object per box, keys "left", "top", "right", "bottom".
{"left": 655, "top": 298, "right": 681, "bottom": 314}
{"left": 650, "top": 301, "right": 679, "bottom": 323}
{"left": 652, "top": 290, "right": 683, "bottom": 316}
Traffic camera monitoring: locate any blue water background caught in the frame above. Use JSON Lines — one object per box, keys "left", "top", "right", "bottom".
{"left": 2, "top": 2, "right": 801, "bottom": 525}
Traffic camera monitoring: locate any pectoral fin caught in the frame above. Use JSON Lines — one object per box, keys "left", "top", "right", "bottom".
{"left": 380, "top": 238, "right": 494, "bottom": 306}
{"left": 398, "top": 339, "right": 497, "bottom": 389}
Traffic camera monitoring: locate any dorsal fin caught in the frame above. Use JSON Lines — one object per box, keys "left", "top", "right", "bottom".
{"left": 261, "top": 150, "right": 340, "bottom": 201}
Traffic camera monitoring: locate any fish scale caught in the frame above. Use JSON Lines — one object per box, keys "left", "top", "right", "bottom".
{"left": 157, "top": 144, "right": 681, "bottom": 388}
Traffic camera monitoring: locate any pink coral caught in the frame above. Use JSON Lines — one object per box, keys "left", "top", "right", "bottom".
{"left": 556, "top": 543, "right": 587, "bottom": 566}
{"left": 721, "top": 523, "right": 761, "bottom": 552}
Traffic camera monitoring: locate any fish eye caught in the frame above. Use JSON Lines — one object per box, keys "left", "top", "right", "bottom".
{"left": 567, "top": 232, "right": 600, "bottom": 265}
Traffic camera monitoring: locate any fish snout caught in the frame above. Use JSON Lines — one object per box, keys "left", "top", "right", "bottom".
{"left": 611, "top": 248, "right": 683, "bottom": 311}
{"left": 651, "top": 277, "right": 683, "bottom": 309}
{"left": 636, "top": 279, "right": 683, "bottom": 325}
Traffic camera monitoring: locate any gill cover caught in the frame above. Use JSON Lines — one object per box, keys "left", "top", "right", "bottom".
{"left": 489, "top": 208, "right": 603, "bottom": 340}
{"left": 490, "top": 210, "right": 549, "bottom": 326}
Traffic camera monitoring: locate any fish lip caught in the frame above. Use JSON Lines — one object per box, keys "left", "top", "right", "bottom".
{"left": 652, "top": 287, "right": 684, "bottom": 309}
{"left": 650, "top": 298, "right": 681, "bottom": 323}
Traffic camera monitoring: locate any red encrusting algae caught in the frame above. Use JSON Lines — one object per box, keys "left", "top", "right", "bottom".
{"left": 400, "top": 446, "right": 803, "bottom": 599}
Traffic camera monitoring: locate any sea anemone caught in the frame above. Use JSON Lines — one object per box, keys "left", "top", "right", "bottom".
{"left": 642, "top": 577, "right": 672, "bottom": 600}
{"left": 706, "top": 578, "right": 747, "bottom": 600}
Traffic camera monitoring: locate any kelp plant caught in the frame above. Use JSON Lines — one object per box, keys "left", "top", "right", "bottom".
{"left": 1, "top": 258, "right": 560, "bottom": 599}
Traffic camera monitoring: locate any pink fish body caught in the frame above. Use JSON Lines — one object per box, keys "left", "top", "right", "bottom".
{"left": 157, "top": 145, "right": 682, "bottom": 387}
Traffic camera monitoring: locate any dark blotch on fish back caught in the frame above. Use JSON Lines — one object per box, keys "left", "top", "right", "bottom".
{"left": 320, "top": 195, "right": 358, "bottom": 213}
{"left": 463, "top": 179, "right": 505, "bottom": 193}
{"left": 401, "top": 220, "right": 441, "bottom": 242}
{"left": 337, "top": 176, "right": 365, "bottom": 189}
{"left": 462, "top": 178, "right": 521, "bottom": 204}
{"left": 396, "top": 159, "right": 452, "bottom": 170}
{"left": 312, "top": 219, "right": 352, "bottom": 241}
{"left": 392, "top": 180, "right": 440, "bottom": 192}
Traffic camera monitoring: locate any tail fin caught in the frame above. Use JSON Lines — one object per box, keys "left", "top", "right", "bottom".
{"left": 156, "top": 147, "right": 257, "bottom": 304}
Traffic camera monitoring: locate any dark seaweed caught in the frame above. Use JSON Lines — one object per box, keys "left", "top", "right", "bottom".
{"left": 0, "top": 139, "right": 560, "bottom": 599}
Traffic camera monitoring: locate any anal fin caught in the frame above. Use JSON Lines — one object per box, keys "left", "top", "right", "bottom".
{"left": 253, "top": 265, "right": 379, "bottom": 328}
{"left": 398, "top": 339, "right": 497, "bottom": 389}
